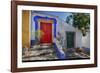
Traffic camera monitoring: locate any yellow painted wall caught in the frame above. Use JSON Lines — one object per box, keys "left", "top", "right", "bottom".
{"left": 22, "top": 10, "right": 30, "bottom": 48}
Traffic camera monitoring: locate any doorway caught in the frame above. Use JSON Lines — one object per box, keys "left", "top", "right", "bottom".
{"left": 40, "top": 22, "right": 52, "bottom": 44}
{"left": 66, "top": 32, "right": 75, "bottom": 48}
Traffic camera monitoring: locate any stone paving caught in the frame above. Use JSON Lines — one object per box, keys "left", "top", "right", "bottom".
{"left": 22, "top": 45, "right": 58, "bottom": 62}
{"left": 22, "top": 44, "right": 90, "bottom": 62}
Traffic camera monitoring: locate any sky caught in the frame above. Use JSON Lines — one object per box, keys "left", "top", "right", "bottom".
{"left": 32, "top": 11, "right": 90, "bottom": 26}
{"left": 32, "top": 11, "right": 72, "bottom": 22}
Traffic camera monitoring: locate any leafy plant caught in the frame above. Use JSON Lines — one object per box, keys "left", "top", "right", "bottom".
{"left": 66, "top": 13, "right": 90, "bottom": 36}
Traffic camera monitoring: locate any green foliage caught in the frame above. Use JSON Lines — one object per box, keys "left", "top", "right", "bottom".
{"left": 66, "top": 13, "right": 90, "bottom": 36}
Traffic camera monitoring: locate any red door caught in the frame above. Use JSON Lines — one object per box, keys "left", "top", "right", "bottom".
{"left": 40, "top": 22, "right": 52, "bottom": 44}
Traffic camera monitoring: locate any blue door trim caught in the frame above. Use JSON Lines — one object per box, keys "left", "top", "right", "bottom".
{"left": 31, "top": 15, "right": 57, "bottom": 47}
{"left": 33, "top": 15, "right": 57, "bottom": 38}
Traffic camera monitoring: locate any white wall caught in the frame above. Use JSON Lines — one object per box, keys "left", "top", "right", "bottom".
{"left": 75, "top": 29, "right": 82, "bottom": 48}
{"left": 82, "top": 32, "right": 90, "bottom": 48}
{"left": 58, "top": 19, "right": 82, "bottom": 48}
{"left": 0, "top": 0, "right": 99, "bottom": 73}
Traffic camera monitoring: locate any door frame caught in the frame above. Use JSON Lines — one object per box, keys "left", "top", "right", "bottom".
{"left": 32, "top": 15, "right": 57, "bottom": 45}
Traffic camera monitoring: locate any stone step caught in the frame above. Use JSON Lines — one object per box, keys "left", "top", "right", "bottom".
{"left": 22, "top": 53, "right": 58, "bottom": 61}
{"left": 30, "top": 47, "right": 54, "bottom": 51}
{"left": 22, "top": 44, "right": 58, "bottom": 61}
{"left": 22, "top": 49, "right": 55, "bottom": 58}
{"left": 30, "top": 45, "right": 54, "bottom": 50}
